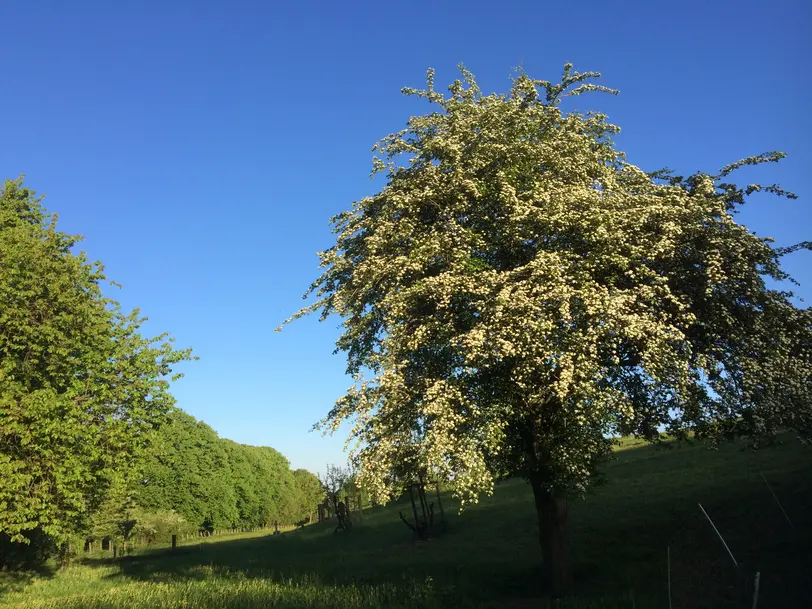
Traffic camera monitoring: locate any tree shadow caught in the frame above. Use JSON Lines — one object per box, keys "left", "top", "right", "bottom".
{"left": 75, "top": 501, "right": 541, "bottom": 605}
{"left": 0, "top": 564, "right": 56, "bottom": 595}
{"left": 4, "top": 436, "right": 810, "bottom": 608}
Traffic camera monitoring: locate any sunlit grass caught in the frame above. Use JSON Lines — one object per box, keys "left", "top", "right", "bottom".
{"left": 1, "top": 570, "right": 439, "bottom": 609}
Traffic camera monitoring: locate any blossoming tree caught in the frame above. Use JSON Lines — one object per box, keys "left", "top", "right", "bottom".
{"left": 285, "top": 65, "right": 811, "bottom": 594}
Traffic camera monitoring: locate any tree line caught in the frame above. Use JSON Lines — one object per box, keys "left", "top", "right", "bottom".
{"left": 0, "top": 178, "right": 322, "bottom": 569}
{"left": 90, "top": 408, "right": 325, "bottom": 548}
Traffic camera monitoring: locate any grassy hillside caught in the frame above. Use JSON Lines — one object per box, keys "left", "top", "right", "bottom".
{"left": 1, "top": 437, "right": 809, "bottom": 608}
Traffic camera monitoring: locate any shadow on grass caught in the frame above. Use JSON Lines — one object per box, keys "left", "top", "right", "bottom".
{"left": 5, "top": 437, "right": 811, "bottom": 608}
{"left": 75, "top": 498, "right": 543, "bottom": 604}
{"left": 0, "top": 565, "right": 56, "bottom": 596}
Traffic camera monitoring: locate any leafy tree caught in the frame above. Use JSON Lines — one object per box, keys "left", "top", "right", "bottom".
{"left": 244, "top": 445, "right": 299, "bottom": 526}
{"left": 292, "top": 468, "right": 324, "bottom": 522}
{"left": 222, "top": 440, "right": 262, "bottom": 526}
{"left": 0, "top": 178, "right": 192, "bottom": 558}
{"left": 136, "top": 410, "right": 308, "bottom": 530}
{"left": 88, "top": 476, "right": 139, "bottom": 551}
{"left": 131, "top": 509, "right": 193, "bottom": 544}
{"left": 136, "top": 409, "right": 238, "bottom": 530}
{"left": 285, "top": 66, "right": 812, "bottom": 593}
{"left": 320, "top": 464, "right": 352, "bottom": 530}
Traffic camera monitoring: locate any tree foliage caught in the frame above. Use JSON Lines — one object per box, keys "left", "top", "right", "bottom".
{"left": 1, "top": 178, "right": 321, "bottom": 568}
{"left": 136, "top": 409, "right": 238, "bottom": 529}
{"left": 88, "top": 476, "right": 140, "bottom": 548}
{"left": 320, "top": 464, "right": 352, "bottom": 530}
{"left": 0, "top": 178, "right": 193, "bottom": 547}
{"left": 286, "top": 65, "right": 811, "bottom": 590}
{"left": 135, "top": 409, "right": 316, "bottom": 530}
{"left": 292, "top": 469, "right": 324, "bottom": 521}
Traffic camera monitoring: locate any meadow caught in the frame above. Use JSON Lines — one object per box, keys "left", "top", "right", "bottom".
{"left": 1, "top": 437, "right": 809, "bottom": 609}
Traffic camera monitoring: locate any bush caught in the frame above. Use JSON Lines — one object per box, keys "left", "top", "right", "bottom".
{"left": 0, "top": 528, "right": 56, "bottom": 570}
{"left": 132, "top": 510, "right": 196, "bottom": 544}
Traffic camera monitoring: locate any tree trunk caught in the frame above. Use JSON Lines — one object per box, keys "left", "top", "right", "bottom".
{"left": 408, "top": 485, "right": 420, "bottom": 527}
{"left": 435, "top": 482, "right": 445, "bottom": 525}
{"left": 418, "top": 485, "right": 429, "bottom": 522}
{"left": 530, "top": 476, "right": 570, "bottom": 597}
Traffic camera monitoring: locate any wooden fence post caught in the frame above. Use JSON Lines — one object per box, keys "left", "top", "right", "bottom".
{"left": 752, "top": 572, "right": 761, "bottom": 609}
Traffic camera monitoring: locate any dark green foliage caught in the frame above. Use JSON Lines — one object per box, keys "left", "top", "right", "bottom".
{"left": 0, "top": 529, "right": 55, "bottom": 571}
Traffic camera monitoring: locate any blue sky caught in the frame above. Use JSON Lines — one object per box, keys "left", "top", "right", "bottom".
{"left": 1, "top": 0, "right": 809, "bottom": 474}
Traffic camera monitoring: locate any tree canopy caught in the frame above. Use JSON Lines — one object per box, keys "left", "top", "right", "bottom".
{"left": 0, "top": 177, "right": 193, "bottom": 546}
{"left": 293, "top": 468, "right": 325, "bottom": 521}
{"left": 287, "top": 65, "right": 811, "bottom": 592}
{"left": 134, "top": 409, "right": 314, "bottom": 531}
{"left": 137, "top": 409, "right": 238, "bottom": 530}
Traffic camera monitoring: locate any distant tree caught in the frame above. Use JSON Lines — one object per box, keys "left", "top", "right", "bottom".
{"left": 136, "top": 412, "right": 306, "bottom": 530}
{"left": 241, "top": 445, "right": 299, "bottom": 526}
{"left": 222, "top": 440, "right": 261, "bottom": 526}
{"left": 284, "top": 66, "right": 812, "bottom": 594}
{"left": 89, "top": 477, "right": 139, "bottom": 554}
{"left": 131, "top": 509, "right": 192, "bottom": 545}
{"left": 0, "top": 178, "right": 192, "bottom": 561}
{"left": 136, "top": 409, "right": 238, "bottom": 530}
{"left": 292, "top": 469, "right": 324, "bottom": 522}
{"left": 320, "top": 464, "right": 352, "bottom": 531}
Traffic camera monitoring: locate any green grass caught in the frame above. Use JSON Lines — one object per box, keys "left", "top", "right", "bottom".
{"left": 1, "top": 437, "right": 810, "bottom": 608}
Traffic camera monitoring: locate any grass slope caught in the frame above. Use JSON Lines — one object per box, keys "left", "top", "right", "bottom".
{"left": 1, "top": 437, "right": 809, "bottom": 608}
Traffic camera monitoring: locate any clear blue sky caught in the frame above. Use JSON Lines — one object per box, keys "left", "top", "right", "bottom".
{"left": 1, "top": 0, "right": 809, "bottom": 474}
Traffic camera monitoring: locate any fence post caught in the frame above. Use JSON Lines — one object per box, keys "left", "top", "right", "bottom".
{"left": 752, "top": 572, "right": 761, "bottom": 609}
{"left": 171, "top": 534, "right": 177, "bottom": 550}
